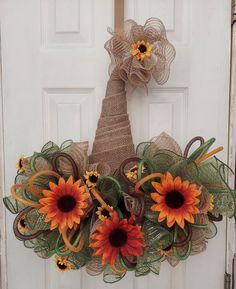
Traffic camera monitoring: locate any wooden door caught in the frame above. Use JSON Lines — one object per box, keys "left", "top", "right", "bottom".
{"left": 0, "top": 0, "right": 233, "bottom": 289}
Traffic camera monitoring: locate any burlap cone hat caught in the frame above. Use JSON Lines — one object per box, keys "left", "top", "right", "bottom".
{"left": 90, "top": 18, "right": 176, "bottom": 171}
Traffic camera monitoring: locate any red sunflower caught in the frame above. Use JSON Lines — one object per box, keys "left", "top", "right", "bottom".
{"left": 151, "top": 172, "right": 201, "bottom": 229}
{"left": 39, "top": 176, "right": 90, "bottom": 233}
{"left": 90, "top": 211, "right": 145, "bottom": 266}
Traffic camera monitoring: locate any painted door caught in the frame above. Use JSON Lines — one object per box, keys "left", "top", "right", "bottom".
{"left": 0, "top": 0, "right": 232, "bottom": 289}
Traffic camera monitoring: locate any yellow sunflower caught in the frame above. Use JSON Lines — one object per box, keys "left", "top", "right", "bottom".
{"left": 151, "top": 172, "right": 201, "bottom": 229}
{"left": 55, "top": 256, "right": 72, "bottom": 272}
{"left": 208, "top": 194, "right": 214, "bottom": 212}
{"left": 16, "top": 154, "right": 25, "bottom": 173}
{"left": 131, "top": 40, "right": 152, "bottom": 61}
{"left": 125, "top": 165, "right": 145, "bottom": 181}
{"left": 84, "top": 171, "right": 100, "bottom": 188}
{"left": 18, "top": 215, "right": 28, "bottom": 233}
{"left": 96, "top": 205, "right": 113, "bottom": 221}
{"left": 39, "top": 176, "right": 90, "bottom": 233}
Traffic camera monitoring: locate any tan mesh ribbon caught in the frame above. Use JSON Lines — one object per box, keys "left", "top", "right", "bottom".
{"left": 90, "top": 13, "right": 175, "bottom": 172}
{"left": 90, "top": 67, "right": 135, "bottom": 171}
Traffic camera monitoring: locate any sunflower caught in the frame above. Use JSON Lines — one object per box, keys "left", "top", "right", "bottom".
{"left": 125, "top": 164, "right": 145, "bottom": 181}
{"left": 16, "top": 154, "right": 25, "bottom": 173}
{"left": 96, "top": 205, "right": 113, "bottom": 221}
{"left": 151, "top": 172, "right": 201, "bottom": 229}
{"left": 208, "top": 194, "right": 214, "bottom": 212}
{"left": 90, "top": 211, "right": 145, "bottom": 266}
{"left": 18, "top": 215, "right": 28, "bottom": 233}
{"left": 39, "top": 176, "right": 90, "bottom": 233}
{"left": 55, "top": 256, "right": 72, "bottom": 272}
{"left": 131, "top": 40, "right": 153, "bottom": 61}
{"left": 84, "top": 171, "right": 100, "bottom": 188}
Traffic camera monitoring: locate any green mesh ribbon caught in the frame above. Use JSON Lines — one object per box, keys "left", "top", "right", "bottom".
{"left": 3, "top": 135, "right": 236, "bottom": 283}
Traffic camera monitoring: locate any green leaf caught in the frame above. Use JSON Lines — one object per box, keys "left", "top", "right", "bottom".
{"left": 204, "top": 221, "right": 217, "bottom": 239}
{"left": 60, "top": 140, "right": 73, "bottom": 152}
{"left": 135, "top": 264, "right": 150, "bottom": 277}
{"left": 143, "top": 219, "right": 173, "bottom": 249}
{"left": 41, "top": 141, "right": 59, "bottom": 155}
{"left": 3, "top": 196, "right": 20, "bottom": 214}
{"left": 103, "top": 263, "right": 126, "bottom": 283}
{"left": 149, "top": 260, "right": 161, "bottom": 275}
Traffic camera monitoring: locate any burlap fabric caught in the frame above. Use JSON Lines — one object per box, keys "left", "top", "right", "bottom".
{"left": 90, "top": 67, "right": 135, "bottom": 171}
{"left": 90, "top": 18, "right": 176, "bottom": 172}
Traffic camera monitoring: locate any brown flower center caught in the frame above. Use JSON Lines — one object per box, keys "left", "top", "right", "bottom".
{"left": 101, "top": 208, "right": 110, "bottom": 218}
{"left": 20, "top": 218, "right": 26, "bottom": 228}
{"left": 138, "top": 44, "right": 147, "bottom": 53}
{"left": 89, "top": 174, "right": 98, "bottom": 183}
{"left": 56, "top": 261, "right": 67, "bottom": 270}
{"left": 19, "top": 160, "right": 23, "bottom": 168}
{"left": 57, "top": 195, "right": 76, "bottom": 212}
{"left": 109, "top": 228, "right": 128, "bottom": 247}
{"left": 165, "top": 191, "right": 184, "bottom": 209}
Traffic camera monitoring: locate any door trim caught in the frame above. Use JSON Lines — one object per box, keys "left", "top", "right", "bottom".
{"left": 0, "top": 23, "right": 7, "bottom": 289}
{"left": 225, "top": 0, "right": 236, "bottom": 277}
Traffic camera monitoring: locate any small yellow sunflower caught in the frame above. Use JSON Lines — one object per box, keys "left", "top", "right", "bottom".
{"left": 84, "top": 171, "right": 100, "bottom": 188}
{"left": 18, "top": 215, "right": 28, "bottom": 233}
{"left": 208, "top": 194, "right": 214, "bottom": 212}
{"left": 96, "top": 205, "right": 113, "bottom": 221}
{"left": 55, "top": 256, "right": 72, "bottom": 272}
{"left": 16, "top": 154, "right": 25, "bottom": 173}
{"left": 125, "top": 165, "right": 145, "bottom": 181}
{"left": 131, "top": 40, "right": 153, "bottom": 61}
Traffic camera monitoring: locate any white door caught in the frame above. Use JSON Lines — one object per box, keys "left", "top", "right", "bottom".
{"left": 0, "top": 1, "right": 233, "bottom": 289}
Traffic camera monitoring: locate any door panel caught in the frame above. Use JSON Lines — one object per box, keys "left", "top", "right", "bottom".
{"left": 0, "top": 0, "right": 231, "bottom": 289}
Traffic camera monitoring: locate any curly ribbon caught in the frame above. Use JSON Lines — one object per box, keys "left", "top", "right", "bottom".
{"left": 185, "top": 137, "right": 223, "bottom": 164}
{"left": 207, "top": 212, "right": 223, "bottom": 222}
{"left": 134, "top": 173, "right": 164, "bottom": 195}
{"left": 52, "top": 152, "right": 79, "bottom": 180}
{"left": 195, "top": 146, "right": 224, "bottom": 165}
{"left": 11, "top": 170, "right": 61, "bottom": 207}
{"left": 55, "top": 223, "right": 86, "bottom": 256}
{"left": 90, "top": 188, "right": 114, "bottom": 213}
{"left": 183, "top": 136, "right": 205, "bottom": 158}
{"left": 61, "top": 226, "right": 85, "bottom": 253}
{"left": 27, "top": 170, "right": 61, "bottom": 196}
{"left": 13, "top": 207, "right": 46, "bottom": 240}
{"left": 29, "top": 153, "right": 52, "bottom": 173}
{"left": 172, "top": 223, "right": 192, "bottom": 248}
{"left": 172, "top": 225, "right": 192, "bottom": 260}
{"left": 97, "top": 175, "right": 121, "bottom": 193}
{"left": 11, "top": 184, "right": 41, "bottom": 208}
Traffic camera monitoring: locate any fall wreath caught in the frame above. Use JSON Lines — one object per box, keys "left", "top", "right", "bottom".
{"left": 3, "top": 18, "right": 236, "bottom": 283}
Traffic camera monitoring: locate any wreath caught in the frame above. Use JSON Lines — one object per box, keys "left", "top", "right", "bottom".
{"left": 3, "top": 18, "right": 236, "bottom": 283}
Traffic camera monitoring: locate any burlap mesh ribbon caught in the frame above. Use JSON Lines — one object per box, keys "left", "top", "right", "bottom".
{"left": 90, "top": 18, "right": 175, "bottom": 172}
{"left": 90, "top": 67, "right": 135, "bottom": 171}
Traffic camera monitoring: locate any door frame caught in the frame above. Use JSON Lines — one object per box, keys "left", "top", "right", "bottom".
{"left": 0, "top": 22, "right": 7, "bottom": 289}
{"left": 226, "top": 1, "right": 236, "bottom": 278}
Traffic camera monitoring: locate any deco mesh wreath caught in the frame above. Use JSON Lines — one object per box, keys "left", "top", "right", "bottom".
{"left": 4, "top": 18, "right": 236, "bottom": 283}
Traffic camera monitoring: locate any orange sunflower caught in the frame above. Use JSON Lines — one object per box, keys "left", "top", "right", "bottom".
{"left": 90, "top": 211, "right": 145, "bottom": 266}
{"left": 39, "top": 176, "right": 90, "bottom": 233}
{"left": 151, "top": 172, "right": 201, "bottom": 229}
